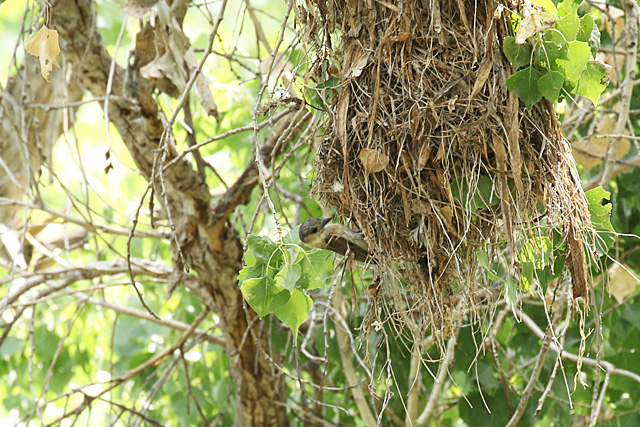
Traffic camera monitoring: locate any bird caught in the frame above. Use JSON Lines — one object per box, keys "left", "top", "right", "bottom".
{"left": 298, "top": 217, "right": 373, "bottom": 263}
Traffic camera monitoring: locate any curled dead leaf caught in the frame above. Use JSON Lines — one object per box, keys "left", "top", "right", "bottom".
{"left": 24, "top": 26, "right": 60, "bottom": 82}
{"left": 346, "top": 53, "right": 369, "bottom": 78}
{"left": 515, "top": 12, "right": 556, "bottom": 44}
{"left": 359, "top": 148, "right": 389, "bottom": 175}
{"left": 140, "top": 51, "right": 186, "bottom": 97}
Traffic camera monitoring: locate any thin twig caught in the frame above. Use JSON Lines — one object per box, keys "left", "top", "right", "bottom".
{"left": 599, "top": 0, "right": 639, "bottom": 188}
{"left": 417, "top": 332, "right": 457, "bottom": 425}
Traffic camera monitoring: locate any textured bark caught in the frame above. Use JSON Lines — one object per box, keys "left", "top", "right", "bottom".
{"left": 48, "top": 0, "right": 290, "bottom": 424}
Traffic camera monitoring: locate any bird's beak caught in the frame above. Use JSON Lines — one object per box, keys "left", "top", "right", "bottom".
{"left": 321, "top": 218, "right": 332, "bottom": 227}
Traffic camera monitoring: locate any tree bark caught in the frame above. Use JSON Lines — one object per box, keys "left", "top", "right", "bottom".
{"left": 47, "top": 0, "right": 291, "bottom": 424}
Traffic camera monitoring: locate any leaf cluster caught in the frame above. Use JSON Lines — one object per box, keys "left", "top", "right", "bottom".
{"left": 504, "top": 0, "right": 608, "bottom": 108}
{"left": 477, "top": 187, "right": 614, "bottom": 308}
{"left": 238, "top": 229, "right": 334, "bottom": 338}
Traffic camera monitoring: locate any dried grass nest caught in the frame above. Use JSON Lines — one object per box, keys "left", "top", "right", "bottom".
{"left": 299, "top": 0, "right": 596, "bottom": 335}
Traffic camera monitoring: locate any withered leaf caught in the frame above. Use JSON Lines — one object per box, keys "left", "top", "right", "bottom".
{"left": 24, "top": 26, "right": 60, "bottom": 82}
{"left": 514, "top": 12, "right": 556, "bottom": 44}
{"left": 359, "top": 148, "right": 389, "bottom": 175}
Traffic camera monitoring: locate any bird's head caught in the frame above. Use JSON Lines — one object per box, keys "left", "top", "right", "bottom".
{"left": 299, "top": 217, "right": 331, "bottom": 243}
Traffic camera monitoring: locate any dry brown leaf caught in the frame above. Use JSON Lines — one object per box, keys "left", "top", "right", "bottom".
{"left": 609, "top": 263, "right": 639, "bottom": 303}
{"left": 24, "top": 26, "right": 61, "bottom": 82}
{"left": 260, "top": 52, "right": 295, "bottom": 91}
{"left": 507, "top": 93, "right": 524, "bottom": 198}
{"left": 590, "top": 0, "right": 625, "bottom": 39}
{"left": 184, "top": 48, "right": 219, "bottom": 118}
{"left": 515, "top": 12, "right": 556, "bottom": 44}
{"left": 566, "top": 220, "right": 589, "bottom": 306}
{"left": 439, "top": 205, "right": 453, "bottom": 225}
{"left": 418, "top": 139, "right": 432, "bottom": 170}
{"left": 435, "top": 139, "right": 445, "bottom": 162}
{"left": 346, "top": 53, "right": 369, "bottom": 78}
{"left": 470, "top": 57, "right": 493, "bottom": 100}
{"left": 336, "top": 91, "right": 350, "bottom": 143}
{"left": 411, "top": 199, "right": 432, "bottom": 215}
{"left": 140, "top": 51, "right": 186, "bottom": 96}
{"left": 359, "top": 148, "right": 389, "bottom": 174}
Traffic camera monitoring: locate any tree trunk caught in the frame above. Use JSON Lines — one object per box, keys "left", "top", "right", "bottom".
{"left": 41, "top": 0, "right": 290, "bottom": 424}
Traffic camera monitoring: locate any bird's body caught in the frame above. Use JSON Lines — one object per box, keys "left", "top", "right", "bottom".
{"left": 298, "top": 217, "right": 372, "bottom": 263}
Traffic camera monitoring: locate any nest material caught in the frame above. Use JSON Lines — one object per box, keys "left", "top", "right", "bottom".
{"left": 301, "top": 0, "right": 594, "bottom": 332}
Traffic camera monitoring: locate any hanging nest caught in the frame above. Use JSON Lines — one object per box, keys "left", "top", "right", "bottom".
{"left": 298, "top": 0, "right": 595, "bottom": 335}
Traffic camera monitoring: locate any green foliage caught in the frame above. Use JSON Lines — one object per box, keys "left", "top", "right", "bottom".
{"left": 503, "top": 36, "right": 533, "bottom": 69}
{"left": 476, "top": 185, "right": 616, "bottom": 306}
{"left": 309, "top": 76, "right": 341, "bottom": 111}
{"left": 585, "top": 186, "right": 615, "bottom": 256}
{"left": 518, "top": 236, "right": 553, "bottom": 291}
{"left": 504, "top": 0, "right": 608, "bottom": 108}
{"left": 238, "top": 228, "right": 333, "bottom": 338}
{"left": 537, "top": 69, "right": 564, "bottom": 101}
{"left": 450, "top": 175, "right": 500, "bottom": 212}
{"left": 506, "top": 65, "right": 545, "bottom": 108}
{"left": 1, "top": 0, "right": 638, "bottom": 425}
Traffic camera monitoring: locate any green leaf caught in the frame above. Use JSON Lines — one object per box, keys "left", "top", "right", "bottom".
{"left": 239, "top": 233, "right": 291, "bottom": 315}
{"left": 504, "top": 36, "right": 533, "bottom": 69}
{"left": 244, "top": 234, "right": 283, "bottom": 267}
{"left": 585, "top": 187, "right": 615, "bottom": 255}
{"left": 506, "top": 66, "right": 544, "bottom": 109}
{"left": 556, "top": 41, "right": 591, "bottom": 84}
{"left": 555, "top": 0, "right": 580, "bottom": 42}
{"left": 537, "top": 258, "right": 564, "bottom": 288}
{"left": 309, "top": 77, "right": 341, "bottom": 110}
{"left": 504, "top": 276, "right": 519, "bottom": 310}
{"left": 476, "top": 250, "right": 502, "bottom": 281}
{"left": 575, "top": 61, "right": 609, "bottom": 106}
{"left": 576, "top": 14, "right": 593, "bottom": 43}
{"left": 274, "top": 288, "right": 312, "bottom": 339}
{"left": 520, "top": 261, "right": 534, "bottom": 292}
{"left": 518, "top": 237, "right": 552, "bottom": 292}
{"left": 275, "top": 263, "right": 302, "bottom": 293}
{"left": 536, "top": 34, "right": 565, "bottom": 69}
{"left": 170, "top": 392, "right": 190, "bottom": 424}
{"left": 238, "top": 262, "right": 265, "bottom": 284}
{"left": 0, "top": 337, "right": 23, "bottom": 357}
{"left": 537, "top": 69, "right": 564, "bottom": 102}
{"left": 450, "top": 175, "right": 499, "bottom": 212}
{"left": 588, "top": 24, "right": 601, "bottom": 57}
{"left": 283, "top": 226, "right": 300, "bottom": 244}
{"left": 241, "top": 276, "right": 291, "bottom": 317}
{"left": 577, "top": 14, "right": 600, "bottom": 56}
{"left": 295, "top": 250, "right": 334, "bottom": 290}
{"left": 518, "top": 237, "right": 552, "bottom": 269}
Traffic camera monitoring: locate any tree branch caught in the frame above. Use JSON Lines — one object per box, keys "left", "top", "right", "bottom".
{"left": 598, "top": 0, "right": 639, "bottom": 188}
